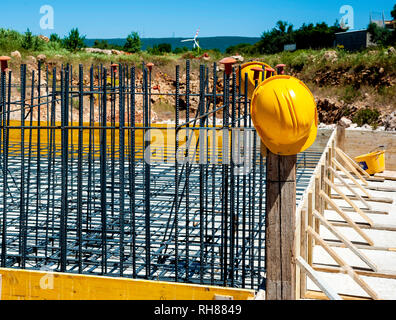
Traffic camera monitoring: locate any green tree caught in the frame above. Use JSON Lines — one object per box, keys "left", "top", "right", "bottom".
{"left": 148, "top": 43, "right": 172, "bottom": 55}
{"left": 21, "top": 29, "right": 33, "bottom": 49}
{"left": 157, "top": 43, "right": 172, "bottom": 53}
{"left": 49, "top": 33, "right": 61, "bottom": 42}
{"left": 391, "top": 4, "right": 396, "bottom": 20}
{"left": 124, "top": 31, "right": 141, "bottom": 53}
{"left": 94, "top": 39, "right": 110, "bottom": 49}
{"left": 63, "top": 28, "right": 86, "bottom": 52}
{"left": 256, "top": 20, "right": 342, "bottom": 54}
{"left": 367, "top": 23, "right": 393, "bottom": 46}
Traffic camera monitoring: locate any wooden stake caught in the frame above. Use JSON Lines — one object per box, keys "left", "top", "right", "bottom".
{"left": 319, "top": 191, "right": 375, "bottom": 246}
{"left": 332, "top": 158, "right": 372, "bottom": 198}
{"left": 329, "top": 166, "right": 372, "bottom": 210}
{"left": 296, "top": 256, "right": 342, "bottom": 300}
{"left": 300, "top": 208, "right": 307, "bottom": 298}
{"left": 312, "top": 209, "right": 377, "bottom": 272}
{"left": 335, "top": 148, "right": 369, "bottom": 185}
{"left": 307, "top": 227, "right": 379, "bottom": 300}
{"left": 324, "top": 177, "right": 374, "bottom": 226}
{"left": 265, "top": 150, "right": 297, "bottom": 300}
{"left": 336, "top": 147, "right": 371, "bottom": 179}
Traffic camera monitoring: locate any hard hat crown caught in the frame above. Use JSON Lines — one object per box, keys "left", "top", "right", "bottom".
{"left": 251, "top": 75, "right": 318, "bottom": 155}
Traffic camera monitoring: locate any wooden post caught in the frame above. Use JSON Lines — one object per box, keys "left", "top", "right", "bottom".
{"left": 265, "top": 149, "right": 297, "bottom": 300}
{"left": 336, "top": 125, "right": 345, "bottom": 151}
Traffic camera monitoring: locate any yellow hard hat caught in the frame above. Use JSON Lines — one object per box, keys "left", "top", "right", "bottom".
{"left": 237, "top": 61, "right": 274, "bottom": 99}
{"left": 251, "top": 75, "right": 318, "bottom": 155}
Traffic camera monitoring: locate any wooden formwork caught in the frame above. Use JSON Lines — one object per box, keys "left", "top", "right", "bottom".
{"left": 294, "top": 126, "right": 396, "bottom": 300}
{"left": 0, "top": 268, "right": 255, "bottom": 300}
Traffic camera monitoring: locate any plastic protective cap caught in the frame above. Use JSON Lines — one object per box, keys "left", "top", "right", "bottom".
{"left": 219, "top": 57, "right": 237, "bottom": 75}
{"left": 146, "top": 63, "right": 154, "bottom": 71}
{"left": 0, "top": 56, "right": 11, "bottom": 72}
{"left": 250, "top": 67, "right": 265, "bottom": 81}
{"left": 251, "top": 75, "right": 318, "bottom": 155}
{"left": 236, "top": 61, "right": 274, "bottom": 100}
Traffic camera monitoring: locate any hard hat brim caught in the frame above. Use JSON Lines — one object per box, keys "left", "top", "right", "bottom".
{"left": 257, "top": 108, "right": 318, "bottom": 156}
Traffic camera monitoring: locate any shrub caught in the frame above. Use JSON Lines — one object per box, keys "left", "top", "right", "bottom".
{"left": 49, "top": 33, "right": 61, "bottom": 43}
{"left": 148, "top": 43, "right": 172, "bottom": 55}
{"left": 20, "top": 29, "right": 45, "bottom": 51}
{"left": 94, "top": 40, "right": 109, "bottom": 49}
{"left": 342, "top": 85, "right": 361, "bottom": 104}
{"left": 173, "top": 46, "right": 189, "bottom": 54}
{"left": 352, "top": 107, "right": 381, "bottom": 127}
{"left": 21, "top": 29, "right": 33, "bottom": 49}
{"left": 367, "top": 23, "right": 394, "bottom": 47}
{"left": 63, "top": 28, "right": 86, "bottom": 52}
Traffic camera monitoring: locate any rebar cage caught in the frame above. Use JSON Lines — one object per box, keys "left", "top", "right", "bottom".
{"left": 0, "top": 61, "right": 323, "bottom": 290}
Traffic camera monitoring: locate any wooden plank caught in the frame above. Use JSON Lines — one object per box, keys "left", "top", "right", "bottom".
{"left": 305, "top": 290, "right": 371, "bottom": 300}
{"left": 296, "top": 256, "right": 342, "bottom": 300}
{"left": 313, "top": 265, "right": 396, "bottom": 280}
{"left": 334, "top": 183, "right": 396, "bottom": 193}
{"left": 331, "top": 194, "right": 393, "bottom": 204}
{"left": 307, "top": 192, "right": 314, "bottom": 265}
{"left": 375, "top": 174, "right": 396, "bottom": 181}
{"left": 336, "top": 147, "right": 371, "bottom": 179}
{"left": 314, "top": 174, "right": 321, "bottom": 241}
{"left": 324, "top": 239, "right": 396, "bottom": 252}
{"left": 312, "top": 210, "right": 378, "bottom": 272}
{"left": 0, "top": 268, "right": 254, "bottom": 300}
{"left": 300, "top": 208, "right": 307, "bottom": 298}
{"left": 265, "top": 151, "right": 296, "bottom": 300}
{"left": 296, "top": 207, "right": 302, "bottom": 300}
{"left": 330, "top": 167, "right": 372, "bottom": 210}
{"left": 332, "top": 158, "right": 372, "bottom": 198}
{"left": 338, "top": 206, "right": 388, "bottom": 215}
{"left": 307, "top": 226, "right": 379, "bottom": 300}
{"left": 336, "top": 149, "right": 369, "bottom": 185}
{"left": 324, "top": 177, "right": 374, "bottom": 226}
{"left": 320, "top": 191, "right": 375, "bottom": 246}
{"left": 329, "top": 221, "right": 396, "bottom": 232}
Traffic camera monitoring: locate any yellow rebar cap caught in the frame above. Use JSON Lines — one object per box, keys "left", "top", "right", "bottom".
{"left": 251, "top": 75, "right": 318, "bottom": 155}
{"left": 237, "top": 61, "right": 274, "bottom": 99}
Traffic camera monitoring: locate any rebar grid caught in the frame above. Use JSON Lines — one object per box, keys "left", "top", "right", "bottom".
{"left": 0, "top": 61, "right": 324, "bottom": 290}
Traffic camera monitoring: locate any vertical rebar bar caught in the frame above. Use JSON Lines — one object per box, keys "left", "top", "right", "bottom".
{"left": 100, "top": 67, "right": 108, "bottom": 275}
{"left": 119, "top": 64, "right": 126, "bottom": 276}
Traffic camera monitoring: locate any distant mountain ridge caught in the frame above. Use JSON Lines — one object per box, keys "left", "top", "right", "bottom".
{"left": 84, "top": 36, "right": 261, "bottom": 52}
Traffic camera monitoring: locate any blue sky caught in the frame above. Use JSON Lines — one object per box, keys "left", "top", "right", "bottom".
{"left": 1, "top": 0, "right": 394, "bottom": 38}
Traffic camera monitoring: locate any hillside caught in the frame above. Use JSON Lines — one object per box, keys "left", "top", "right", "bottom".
{"left": 84, "top": 36, "right": 261, "bottom": 53}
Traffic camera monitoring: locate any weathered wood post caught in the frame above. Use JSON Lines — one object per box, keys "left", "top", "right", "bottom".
{"left": 336, "top": 124, "right": 345, "bottom": 151}
{"left": 250, "top": 70, "right": 317, "bottom": 300}
{"left": 265, "top": 149, "right": 297, "bottom": 300}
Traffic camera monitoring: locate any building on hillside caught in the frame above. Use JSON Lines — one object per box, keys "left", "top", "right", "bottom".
{"left": 385, "top": 19, "right": 396, "bottom": 30}
{"left": 334, "top": 29, "right": 376, "bottom": 51}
